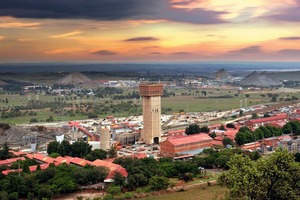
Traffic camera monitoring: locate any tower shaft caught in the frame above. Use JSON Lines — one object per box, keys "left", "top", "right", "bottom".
{"left": 139, "top": 84, "right": 163, "bottom": 144}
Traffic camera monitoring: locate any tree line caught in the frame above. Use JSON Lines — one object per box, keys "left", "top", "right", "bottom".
{"left": 235, "top": 121, "right": 300, "bottom": 146}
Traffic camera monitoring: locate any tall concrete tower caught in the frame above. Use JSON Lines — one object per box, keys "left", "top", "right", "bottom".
{"left": 100, "top": 126, "right": 110, "bottom": 150}
{"left": 139, "top": 83, "right": 163, "bottom": 144}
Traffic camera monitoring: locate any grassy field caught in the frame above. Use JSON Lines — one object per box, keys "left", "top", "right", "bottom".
{"left": 1, "top": 87, "right": 300, "bottom": 124}
{"left": 141, "top": 185, "right": 228, "bottom": 200}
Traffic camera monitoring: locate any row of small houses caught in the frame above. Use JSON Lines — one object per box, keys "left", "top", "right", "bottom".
{"left": 0, "top": 151, "right": 128, "bottom": 183}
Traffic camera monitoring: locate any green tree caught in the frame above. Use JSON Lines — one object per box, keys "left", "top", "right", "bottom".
{"left": 85, "top": 149, "right": 107, "bottom": 161}
{"left": 107, "top": 146, "right": 117, "bottom": 158}
{"left": 149, "top": 176, "right": 169, "bottom": 191}
{"left": 71, "top": 140, "right": 92, "bottom": 158}
{"left": 46, "top": 115, "right": 54, "bottom": 122}
{"left": 103, "top": 194, "right": 114, "bottom": 200}
{"left": 47, "top": 141, "right": 60, "bottom": 155}
{"left": 126, "top": 173, "right": 148, "bottom": 190}
{"left": 239, "top": 110, "right": 243, "bottom": 117}
{"left": 271, "top": 96, "right": 277, "bottom": 102}
{"left": 37, "top": 187, "right": 53, "bottom": 200}
{"left": 30, "top": 118, "right": 39, "bottom": 123}
{"left": 59, "top": 140, "right": 72, "bottom": 156}
{"left": 49, "top": 152, "right": 61, "bottom": 158}
{"left": 185, "top": 124, "right": 201, "bottom": 135}
{"left": 219, "top": 124, "right": 226, "bottom": 130}
{"left": 124, "top": 192, "right": 134, "bottom": 199}
{"left": 209, "top": 132, "right": 216, "bottom": 139}
{"left": 222, "top": 137, "right": 234, "bottom": 147}
{"left": 251, "top": 113, "right": 259, "bottom": 119}
{"left": 200, "top": 126, "right": 210, "bottom": 133}
{"left": 8, "top": 192, "right": 18, "bottom": 200}
{"left": 215, "top": 155, "right": 230, "bottom": 169}
{"left": 0, "top": 142, "right": 11, "bottom": 160}
{"left": 113, "top": 172, "right": 126, "bottom": 187}
{"left": 226, "top": 123, "right": 236, "bottom": 129}
{"left": 282, "top": 123, "right": 292, "bottom": 134}
{"left": 0, "top": 191, "right": 8, "bottom": 200}
{"left": 219, "top": 149, "right": 300, "bottom": 200}
{"left": 107, "top": 186, "right": 121, "bottom": 195}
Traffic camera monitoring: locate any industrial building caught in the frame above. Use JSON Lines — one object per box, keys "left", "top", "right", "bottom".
{"left": 160, "top": 133, "right": 213, "bottom": 157}
{"left": 139, "top": 83, "right": 163, "bottom": 144}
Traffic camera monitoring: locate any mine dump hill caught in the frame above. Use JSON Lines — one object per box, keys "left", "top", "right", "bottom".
{"left": 266, "top": 71, "right": 300, "bottom": 82}
{"left": 215, "top": 69, "right": 233, "bottom": 80}
{"left": 0, "top": 80, "right": 7, "bottom": 86}
{"left": 0, "top": 125, "right": 31, "bottom": 145}
{"left": 240, "top": 71, "right": 282, "bottom": 87}
{"left": 56, "top": 72, "right": 92, "bottom": 85}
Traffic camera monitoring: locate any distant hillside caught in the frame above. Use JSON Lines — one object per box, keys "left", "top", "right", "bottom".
{"left": 0, "top": 80, "right": 7, "bottom": 86}
{"left": 56, "top": 72, "right": 91, "bottom": 84}
{"left": 215, "top": 69, "right": 233, "bottom": 81}
{"left": 266, "top": 71, "right": 300, "bottom": 82}
{"left": 240, "top": 71, "right": 282, "bottom": 87}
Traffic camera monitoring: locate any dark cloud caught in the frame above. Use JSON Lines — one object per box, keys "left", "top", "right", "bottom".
{"left": 279, "top": 37, "right": 300, "bottom": 40}
{"left": 171, "top": 52, "right": 191, "bottom": 55}
{"left": 0, "top": 0, "right": 226, "bottom": 24}
{"left": 150, "top": 52, "right": 162, "bottom": 55}
{"left": 170, "top": 0, "right": 197, "bottom": 6}
{"left": 229, "top": 46, "right": 261, "bottom": 54}
{"left": 143, "top": 46, "right": 159, "bottom": 49}
{"left": 91, "top": 50, "right": 117, "bottom": 55}
{"left": 266, "top": 1, "right": 300, "bottom": 22}
{"left": 124, "top": 37, "right": 159, "bottom": 42}
{"left": 0, "top": 0, "right": 157, "bottom": 20}
{"left": 277, "top": 49, "right": 300, "bottom": 55}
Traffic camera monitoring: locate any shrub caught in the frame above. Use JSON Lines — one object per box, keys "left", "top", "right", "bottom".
{"left": 124, "top": 192, "right": 134, "bottom": 199}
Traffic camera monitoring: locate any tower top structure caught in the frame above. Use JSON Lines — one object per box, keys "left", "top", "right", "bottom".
{"left": 139, "top": 84, "right": 163, "bottom": 97}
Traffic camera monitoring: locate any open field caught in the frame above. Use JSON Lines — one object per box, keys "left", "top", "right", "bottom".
{"left": 1, "top": 87, "right": 300, "bottom": 124}
{"left": 141, "top": 184, "right": 228, "bottom": 200}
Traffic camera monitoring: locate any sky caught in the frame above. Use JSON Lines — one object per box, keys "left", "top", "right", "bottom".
{"left": 1, "top": 0, "right": 300, "bottom": 63}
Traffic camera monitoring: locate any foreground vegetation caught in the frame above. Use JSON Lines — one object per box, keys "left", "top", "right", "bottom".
{"left": 219, "top": 149, "right": 300, "bottom": 200}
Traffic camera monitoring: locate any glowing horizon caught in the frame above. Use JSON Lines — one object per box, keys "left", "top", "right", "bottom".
{"left": 1, "top": 0, "right": 300, "bottom": 63}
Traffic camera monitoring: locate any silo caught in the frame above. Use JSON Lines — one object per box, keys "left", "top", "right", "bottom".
{"left": 100, "top": 126, "right": 110, "bottom": 150}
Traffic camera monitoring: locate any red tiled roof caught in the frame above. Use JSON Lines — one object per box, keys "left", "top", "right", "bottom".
{"left": 241, "top": 142, "right": 262, "bottom": 149}
{"left": 24, "top": 153, "right": 34, "bottom": 159}
{"left": 68, "top": 121, "right": 94, "bottom": 138}
{"left": 212, "top": 140, "right": 223, "bottom": 146}
{"left": 9, "top": 151, "right": 27, "bottom": 157}
{"left": 2, "top": 169, "right": 22, "bottom": 176}
{"left": 248, "top": 114, "right": 287, "bottom": 124}
{"left": 104, "top": 167, "right": 128, "bottom": 181}
{"left": 166, "top": 133, "right": 212, "bottom": 146}
{"left": 276, "top": 135, "right": 292, "bottom": 141}
{"left": 33, "top": 153, "right": 55, "bottom": 164}
{"left": 166, "top": 129, "right": 185, "bottom": 135}
{"left": 131, "top": 153, "right": 147, "bottom": 159}
{"left": 70, "top": 157, "right": 92, "bottom": 167}
{"left": 54, "top": 156, "right": 71, "bottom": 164}
{"left": 224, "top": 129, "right": 238, "bottom": 135}
{"left": 214, "top": 136, "right": 224, "bottom": 141}
{"left": 92, "top": 159, "right": 121, "bottom": 171}
{"left": 0, "top": 157, "right": 25, "bottom": 166}
{"left": 29, "top": 163, "right": 50, "bottom": 172}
